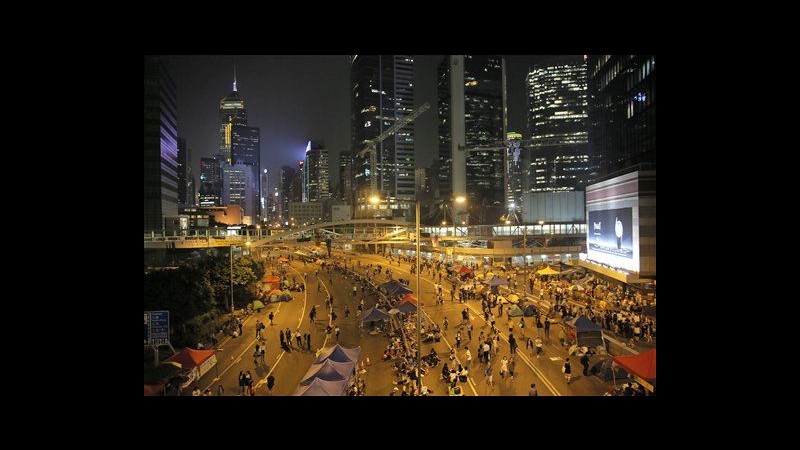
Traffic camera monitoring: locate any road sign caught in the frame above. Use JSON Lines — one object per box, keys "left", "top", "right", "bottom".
{"left": 145, "top": 311, "right": 170, "bottom": 346}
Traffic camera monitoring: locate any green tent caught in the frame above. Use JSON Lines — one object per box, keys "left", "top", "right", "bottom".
{"left": 508, "top": 304, "right": 524, "bottom": 317}
{"left": 251, "top": 300, "right": 266, "bottom": 311}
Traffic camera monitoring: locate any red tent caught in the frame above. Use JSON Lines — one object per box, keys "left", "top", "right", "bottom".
{"left": 401, "top": 293, "right": 417, "bottom": 304}
{"left": 458, "top": 266, "right": 473, "bottom": 274}
{"left": 263, "top": 275, "right": 281, "bottom": 283}
{"left": 612, "top": 348, "right": 656, "bottom": 382}
{"left": 166, "top": 348, "right": 218, "bottom": 378}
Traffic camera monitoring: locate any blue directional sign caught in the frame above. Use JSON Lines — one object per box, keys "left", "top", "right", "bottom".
{"left": 145, "top": 311, "right": 170, "bottom": 346}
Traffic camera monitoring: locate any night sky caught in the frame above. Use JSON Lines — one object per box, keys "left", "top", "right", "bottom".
{"left": 163, "top": 55, "right": 582, "bottom": 191}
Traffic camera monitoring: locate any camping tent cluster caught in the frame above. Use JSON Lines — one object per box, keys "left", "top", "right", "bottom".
{"left": 293, "top": 345, "right": 361, "bottom": 396}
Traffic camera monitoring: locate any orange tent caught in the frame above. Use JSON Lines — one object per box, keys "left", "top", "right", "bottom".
{"left": 401, "top": 293, "right": 417, "bottom": 304}
{"left": 263, "top": 275, "right": 281, "bottom": 283}
{"left": 458, "top": 266, "right": 473, "bottom": 274}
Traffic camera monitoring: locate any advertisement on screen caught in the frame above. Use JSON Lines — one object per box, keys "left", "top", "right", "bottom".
{"left": 588, "top": 208, "right": 633, "bottom": 259}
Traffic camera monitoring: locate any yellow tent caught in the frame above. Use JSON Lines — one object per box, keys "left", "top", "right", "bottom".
{"left": 508, "top": 294, "right": 520, "bottom": 303}
{"left": 536, "top": 266, "right": 560, "bottom": 276}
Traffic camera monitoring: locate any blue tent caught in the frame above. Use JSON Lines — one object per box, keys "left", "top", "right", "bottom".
{"left": 361, "top": 306, "right": 390, "bottom": 322}
{"left": 381, "top": 281, "right": 413, "bottom": 297}
{"left": 570, "top": 315, "right": 602, "bottom": 332}
{"left": 293, "top": 377, "right": 349, "bottom": 396}
{"left": 397, "top": 301, "right": 417, "bottom": 314}
{"left": 488, "top": 276, "right": 509, "bottom": 286}
{"left": 315, "top": 344, "right": 362, "bottom": 364}
{"left": 299, "top": 359, "right": 356, "bottom": 385}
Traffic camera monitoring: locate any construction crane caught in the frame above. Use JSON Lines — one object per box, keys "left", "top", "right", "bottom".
{"left": 458, "top": 136, "right": 571, "bottom": 224}
{"left": 358, "top": 102, "right": 430, "bottom": 158}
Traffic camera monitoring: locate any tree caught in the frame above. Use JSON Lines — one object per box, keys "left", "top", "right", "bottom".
{"left": 143, "top": 267, "right": 215, "bottom": 327}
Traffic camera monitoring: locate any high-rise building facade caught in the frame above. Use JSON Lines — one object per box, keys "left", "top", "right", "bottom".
{"left": 587, "top": 55, "right": 656, "bottom": 173}
{"left": 304, "top": 140, "right": 330, "bottom": 202}
{"left": 279, "top": 165, "right": 296, "bottom": 223}
{"left": 350, "top": 55, "right": 415, "bottom": 219}
{"left": 438, "top": 55, "right": 506, "bottom": 224}
{"left": 199, "top": 156, "right": 224, "bottom": 206}
{"left": 218, "top": 73, "right": 247, "bottom": 164}
{"left": 338, "top": 151, "right": 353, "bottom": 203}
{"left": 231, "top": 124, "right": 261, "bottom": 217}
{"left": 260, "top": 169, "right": 269, "bottom": 223}
{"left": 177, "top": 137, "right": 195, "bottom": 207}
{"left": 222, "top": 163, "right": 257, "bottom": 225}
{"left": 526, "top": 60, "right": 599, "bottom": 193}
{"left": 290, "top": 161, "right": 304, "bottom": 204}
{"left": 144, "top": 56, "right": 179, "bottom": 232}
{"left": 505, "top": 132, "right": 525, "bottom": 220}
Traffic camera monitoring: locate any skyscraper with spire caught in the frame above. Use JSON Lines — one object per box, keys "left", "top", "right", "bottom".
{"left": 219, "top": 67, "right": 247, "bottom": 164}
{"left": 217, "top": 68, "right": 260, "bottom": 222}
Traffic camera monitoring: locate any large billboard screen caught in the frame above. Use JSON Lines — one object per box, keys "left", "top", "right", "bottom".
{"left": 588, "top": 207, "right": 633, "bottom": 259}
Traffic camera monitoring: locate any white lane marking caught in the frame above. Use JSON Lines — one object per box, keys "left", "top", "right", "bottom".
{"left": 201, "top": 338, "right": 258, "bottom": 390}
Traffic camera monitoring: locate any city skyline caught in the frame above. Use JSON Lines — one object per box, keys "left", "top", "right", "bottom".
{"left": 162, "top": 55, "right": 581, "bottom": 192}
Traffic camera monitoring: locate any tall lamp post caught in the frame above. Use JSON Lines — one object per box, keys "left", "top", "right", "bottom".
{"left": 416, "top": 199, "right": 422, "bottom": 395}
{"left": 229, "top": 244, "right": 235, "bottom": 313}
{"left": 369, "top": 195, "right": 381, "bottom": 255}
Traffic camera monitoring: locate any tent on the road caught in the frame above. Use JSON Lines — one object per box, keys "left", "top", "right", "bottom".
{"left": 591, "top": 359, "right": 630, "bottom": 382}
{"left": 568, "top": 315, "right": 605, "bottom": 348}
{"left": 487, "top": 276, "right": 509, "bottom": 286}
{"left": 536, "top": 266, "right": 560, "bottom": 276}
{"left": 293, "top": 377, "right": 349, "bottom": 396}
{"left": 508, "top": 304, "right": 524, "bottom": 317}
{"left": 522, "top": 302, "right": 538, "bottom": 317}
{"left": 361, "top": 306, "right": 390, "bottom": 322}
{"left": 315, "top": 344, "right": 362, "bottom": 364}
{"left": 397, "top": 300, "right": 417, "bottom": 314}
{"left": 382, "top": 281, "right": 413, "bottom": 297}
{"left": 166, "top": 348, "right": 218, "bottom": 378}
{"left": 299, "top": 359, "right": 356, "bottom": 385}
{"left": 612, "top": 348, "right": 656, "bottom": 386}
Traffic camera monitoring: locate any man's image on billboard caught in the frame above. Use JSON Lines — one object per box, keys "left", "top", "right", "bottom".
{"left": 588, "top": 207, "right": 633, "bottom": 259}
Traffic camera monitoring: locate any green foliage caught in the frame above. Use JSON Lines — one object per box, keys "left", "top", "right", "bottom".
{"left": 143, "top": 266, "right": 215, "bottom": 326}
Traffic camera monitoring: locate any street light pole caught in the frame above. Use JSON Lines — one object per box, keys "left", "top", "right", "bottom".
{"left": 416, "top": 199, "right": 422, "bottom": 395}
{"left": 230, "top": 244, "right": 235, "bottom": 313}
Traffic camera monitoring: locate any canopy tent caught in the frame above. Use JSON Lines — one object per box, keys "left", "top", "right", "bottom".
{"left": 397, "top": 300, "right": 417, "bottom": 314}
{"left": 361, "top": 306, "right": 390, "bottom": 322}
{"left": 401, "top": 293, "right": 417, "bottom": 303}
{"left": 263, "top": 275, "right": 281, "bottom": 283}
{"left": 457, "top": 266, "right": 474, "bottom": 274}
{"left": 166, "top": 348, "right": 218, "bottom": 378}
{"left": 522, "top": 302, "right": 538, "bottom": 317}
{"left": 451, "top": 265, "right": 463, "bottom": 272}
{"left": 487, "top": 276, "right": 509, "bottom": 286}
{"left": 591, "top": 359, "right": 630, "bottom": 382}
{"left": 568, "top": 316, "right": 605, "bottom": 348}
{"left": 612, "top": 348, "right": 656, "bottom": 383}
{"left": 497, "top": 296, "right": 508, "bottom": 304}
{"left": 507, "top": 294, "right": 520, "bottom": 303}
{"left": 536, "top": 266, "right": 560, "bottom": 276}
{"left": 299, "top": 359, "right": 356, "bottom": 386}
{"left": 381, "top": 281, "right": 413, "bottom": 297}
{"left": 315, "top": 344, "right": 362, "bottom": 364}
{"left": 293, "top": 377, "right": 349, "bottom": 396}
{"left": 507, "top": 305, "right": 524, "bottom": 317}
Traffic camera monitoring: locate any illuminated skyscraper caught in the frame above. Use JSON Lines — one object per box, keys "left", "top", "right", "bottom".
{"left": 199, "top": 156, "right": 224, "bottom": 206}
{"left": 587, "top": 55, "right": 656, "bottom": 173}
{"left": 218, "top": 68, "right": 247, "bottom": 164}
{"left": 144, "top": 55, "right": 179, "bottom": 231}
{"left": 177, "top": 137, "right": 195, "bottom": 207}
{"left": 350, "top": 55, "right": 415, "bottom": 219}
{"left": 526, "top": 60, "right": 598, "bottom": 192}
{"left": 438, "top": 55, "right": 506, "bottom": 224}
{"left": 304, "top": 140, "right": 330, "bottom": 202}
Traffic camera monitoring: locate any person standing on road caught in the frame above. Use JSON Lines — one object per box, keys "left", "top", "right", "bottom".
{"left": 535, "top": 337, "right": 543, "bottom": 358}
{"left": 269, "top": 311, "right": 274, "bottom": 326}
{"left": 464, "top": 348, "right": 472, "bottom": 368}
{"left": 285, "top": 328, "right": 292, "bottom": 348}
{"left": 580, "top": 353, "right": 590, "bottom": 376}
{"left": 295, "top": 330, "right": 303, "bottom": 349}
{"left": 217, "top": 385, "right": 224, "bottom": 396}
{"left": 267, "top": 374, "right": 275, "bottom": 396}
{"left": 345, "top": 305, "right": 351, "bottom": 318}
{"left": 508, "top": 333, "right": 517, "bottom": 354}
{"left": 279, "top": 330, "right": 285, "bottom": 349}
{"left": 443, "top": 317, "right": 449, "bottom": 331}
{"left": 485, "top": 364, "right": 494, "bottom": 391}
{"left": 335, "top": 326, "right": 341, "bottom": 342}
{"left": 528, "top": 383, "right": 538, "bottom": 396}
{"left": 508, "top": 356, "right": 516, "bottom": 383}
{"left": 332, "top": 310, "right": 338, "bottom": 322}
{"left": 526, "top": 337, "right": 534, "bottom": 356}
{"left": 544, "top": 317, "right": 551, "bottom": 339}
{"left": 563, "top": 358, "right": 572, "bottom": 384}
{"left": 500, "top": 356, "right": 508, "bottom": 379}
{"left": 455, "top": 331, "right": 462, "bottom": 349}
